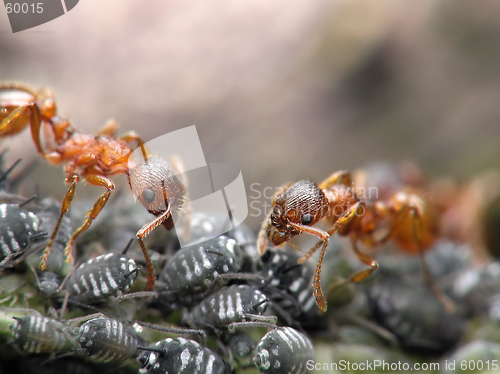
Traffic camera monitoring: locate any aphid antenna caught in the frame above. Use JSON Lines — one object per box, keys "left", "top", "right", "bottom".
{"left": 228, "top": 321, "right": 277, "bottom": 332}
{"left": 135, "top": 320, "right": 206, "bottom": 338}
{"left": 252, "top": 298, "right": 270, "bottom": 311}
{"left": 64, "top": 298, "right": 104, "bottom": 314}
{"left": 18, "top": 194, "right": 37, "bottom": 208}
{"left": 220, "top": 273, "right": 265, "bottom": 284}
{"left": 0, "top": 158, "right": 21, "bottom": 184}
{"left": 40, "top": 351, "right": 77, "bottom": 366}
{"left": 10, "top": 159, "right": 39, "bottom": 191}
{"left": 281, "top": 263, "right": 302, "bottom": 275}
{"left": 121, "top": 238, "right": 135, "bottom": 255}
{"left": 29, "top": 232, "right": 48, "bottom": 241}
{"left": 111, "top": 291, "right": 157, "bottom": 303}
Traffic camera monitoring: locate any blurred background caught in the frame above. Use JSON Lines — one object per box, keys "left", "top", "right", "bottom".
{"left": 1, "top": 0, "right": 500, "bottom": 231}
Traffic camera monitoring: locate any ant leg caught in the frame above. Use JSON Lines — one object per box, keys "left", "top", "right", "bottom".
{"left": 137, "top": 205, "right": 172, "bottom": 291}
{"left": 299, "top": 201, "right": 364, "bottom": 263}
{"left": 119, "top": 131, "right": 145, "bottom": 149}
{"left": 40, "top": 174, "right": 79, "bottom": 270}
{"left": 95, "top": 119, "right": 118, "bottom": 137}
{"left": 319, "top": 170, "right": 352, "bottom": 189}
{"left": 63, "top": 175, "right": 115, "bottom": 262}
{"left": 0, "top": 104, "right": 32, "bottom": 137}
{"left": 257, "top": 208, "right": 273, "bottom": 254}
{"left": 410, "top": 208, "right": 455, "bottom": 312}
{"left": 327, "top": 241, "right": 379, "bottom": 296}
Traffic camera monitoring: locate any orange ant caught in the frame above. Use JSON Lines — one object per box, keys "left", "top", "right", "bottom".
{"left": 257, "top": 170, "right": 446, "bottom": 312}
{"left": 128, "top": 149, "right": 188, "bottom": 291}
{"left": 0, "top": 83, "right": 165, "bottom": 289}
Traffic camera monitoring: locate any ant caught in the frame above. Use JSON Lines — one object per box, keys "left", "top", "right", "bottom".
{"left": 257, "top": 170, "right": 447, "bottom": 312}
{"left": 0, "top": 84, "right": 166, "bottom": 287}
{"left": 128, "top": 148, "right": 188, "bottom": 291}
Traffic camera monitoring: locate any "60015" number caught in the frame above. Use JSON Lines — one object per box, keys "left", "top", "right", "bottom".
{"left": 5, "top": 3, "right": 43, "bottom": 14}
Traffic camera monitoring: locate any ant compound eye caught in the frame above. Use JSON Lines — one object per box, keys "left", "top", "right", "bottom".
{"left": 142, "top": 188, "right": 156, "bottom": 204}
{"left": 301, "top": 213, "right": 313, "bottom": 225}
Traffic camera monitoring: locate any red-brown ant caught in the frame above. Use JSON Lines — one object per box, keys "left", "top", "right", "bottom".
{"left": 257, "top": 170, "right": 445, "bottom": 312}
{"left": 0, "top": 84, "right": 170, "bottom": 289}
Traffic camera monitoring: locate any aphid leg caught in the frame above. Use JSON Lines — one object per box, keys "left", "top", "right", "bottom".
{"left": 40, "top": 174, "right": 79, "bottom": 270}
{"left": 319, "top": 170, "right": 352, "bottom": 189}
{"left": 63, "top": 174, "right": 115, "bottom": 264}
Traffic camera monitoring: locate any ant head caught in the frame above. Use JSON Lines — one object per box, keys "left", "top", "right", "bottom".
{"left": 270, "top": 180, "right": 328, "bottom": 231}
{"left": 128, "top": 157, "right": 186, "bottom": 213}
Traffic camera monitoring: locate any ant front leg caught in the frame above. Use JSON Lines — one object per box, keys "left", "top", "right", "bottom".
{"left": 40, "top": 174, "right": 79, "bottom": 270}
{"left": 298, "top": 201, "right": 366, "bottom": 312}
{"left": 63, "top": 174, "right": 115, "bottom": 263}
{"left": 286, "top": 222, "right": 330, "bottom": 311}
{"left": 257, "top": 182, "right": 294, "bottom": 254}
{"left": 319, "top": 170, "right": 352, "bottom": 189}
{"left": 137, "top": 190, "right": 173, "bottom": 291}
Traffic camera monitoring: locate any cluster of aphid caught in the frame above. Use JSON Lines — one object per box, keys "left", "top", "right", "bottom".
{"left": 1, "top": 84, "right": 500, "bottom": 373}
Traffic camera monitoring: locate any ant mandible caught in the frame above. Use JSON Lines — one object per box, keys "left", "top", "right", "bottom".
{"left": 257, "top": 170, "right": 444, "bottom": 312}
{"left": 0, "top": 83, "right": 164, "bottom": 289}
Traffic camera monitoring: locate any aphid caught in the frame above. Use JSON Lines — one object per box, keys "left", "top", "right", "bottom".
{"left": 30, "top": 267, "right": 61, "bottom": 297}
{"left": 27, "top": 196, "right": 72, "bottom": 273}
{"left": 174, "top": 211, "right": 260, "bottom": 272}
{"left": 138, "top": 337, "right": 231, "bottom": 374}
{"left": 77, "top": 317, "right": 142, "bottom": 362}
{"left": 10, "top": 313, "right": 79, "bottom": 354}
{"left": 257, "top": 248, "right": 317, "bottom": 324}
{"left": 185, "top": 284, "right": 276, "bottom": 332}
{"left": 253, "top": 327, "right": 314, "bottom": 374}
{"left": 0, "top": 200, "right": 44, "bottom": 267}
{"left": 158, "top": 235, "right": 242, "bottom": 305}
{"left": 257, "top": 171, "right": 440, "bottom": 311}
{"left": 64, "top": 251, "right": 139, "bottom": 304}
{"left": 227, "top": 330, "right": 255, "bottom": 359}
{"left": 366, "top": 271, "right": 464, "bottom": 354}
{"left": 0, "top": 84, "right": 145, "bottom": 272}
